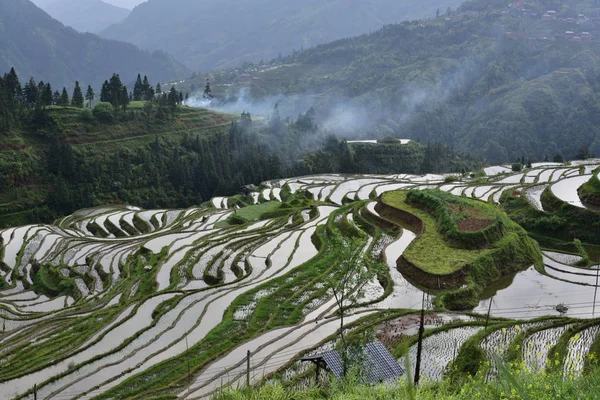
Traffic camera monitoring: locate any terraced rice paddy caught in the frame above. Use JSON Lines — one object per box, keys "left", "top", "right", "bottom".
{"left": 1, "top": 161, "right": 600, "bottom": 398}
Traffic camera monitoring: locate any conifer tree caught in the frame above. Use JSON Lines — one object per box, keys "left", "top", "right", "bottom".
{"left": 133, "top": 74, "right": 144, "bottom": 101}
{"left": 71, "top": 81, "right": 84, "bottom": 108}
{"left": 52, "top": 90, "right": 61, "bottom": 105}
{"left": 156, "top": 83, "right": 162, "bottom": 94}
{"left": 203, "top": 79, "right": 213, "bottom": 100}
{"left": 23, "top": 77, "right": 38, "bottom": 107}
{"left": 121, "top": 86, "right": 130, "bottom": 112}
{"left": 59, "top": 88, "right": 70, "bottom": 106}
{"left": 85, "top": 85, "right": 95, "bottom": 108}
{"left": 42, "top": 83, "right": 53, "bottom": 106}
{"left": 100, "top": 80, "right": 110, "bottom": 102}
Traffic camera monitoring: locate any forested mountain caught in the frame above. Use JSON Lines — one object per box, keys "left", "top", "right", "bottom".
{"left": 204, "top": 0, "right": 600, "bottom": 163}
{"left": 0, "top": 66, "right": 480, "bottom": 227}
{"left": 0, "top": 0, "right": 188, "bottom": 88}
{"left": 31, "top": 0, "right": 130, "bottom": 33}
{"left": 100, "top": 0, "right": 465, "bottom": 71}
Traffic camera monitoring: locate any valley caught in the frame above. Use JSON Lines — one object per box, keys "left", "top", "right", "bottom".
{"left": 1, "top": 161, "right": 599, "bottom": 398}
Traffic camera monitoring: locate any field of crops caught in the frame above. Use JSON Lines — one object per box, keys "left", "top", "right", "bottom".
{"left": 1, "top": 160, "right": 600, "bottom": 398}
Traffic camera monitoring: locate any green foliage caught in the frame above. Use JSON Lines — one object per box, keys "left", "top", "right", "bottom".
{"left": 213, "top": 364, "right": 600, "bottom": 399}
{"left": 512, "top": 162, "right": 523, "bottom": 172}
{"left": 92, "top": 102, "right": 115, "bottom": 123}
{"left": 382, "top": 190, "right": 541, "bottom": 310}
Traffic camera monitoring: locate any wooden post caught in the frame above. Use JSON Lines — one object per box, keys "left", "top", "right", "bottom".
{"left": 414, "top": 291, "right": 426, "bottom": 385}
{"left": 315, "top": 361, "right": 320, "bottom": 384}
{"left": 246, "top": 350, "right": 251, "bottom": 387}
{"left": 593, "top": 267, "right": 599, "bottom": 317}
{"left": 34, "top": 384, "right": 37, "bottom": 400}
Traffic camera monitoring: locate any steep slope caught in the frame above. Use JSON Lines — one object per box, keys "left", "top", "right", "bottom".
{"left": 100, "top": 0, "right": 465, "bottom": 70}
{"left": 213, "top": 0, "right": 600, "bottom": 163}
{"left": 31, "top": 0, "right": 130, "bottom": 33}
{"left": 0, "top": 0, "right": 188, "bottom": 88}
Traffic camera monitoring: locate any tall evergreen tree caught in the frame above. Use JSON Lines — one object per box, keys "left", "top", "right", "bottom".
{"left": 100, "top": 80, "right": 110, "bottom": 103}
{"left": 59, "top": 87, "right": 70, "bottom": 106}
{"left": 41, "top": 83, "right": 53, "bottom": 106}
{"left": 52, "top": 90, "right": 61, "bottom": 105}
{"left": 133, "top": 74, "right": 144, "bottom": 101}
{"left": 203, "top": 79, "right": 213, "bottom": 100}
{"left": 85, "top": 85, "right": 95, "bottom": 108}
{"left": 71, "top": 81, "right": 84, "bottom": 108}
{"left": 156, "top": 83, "right": 162, "bottom": 94}
{"left": 121, "top": 86, "right": 130, "bottom": 112}
{"left": 23, "top": 77, "right": 38, "bottom": 107}
{"left": 108, "top": 74, "right": 123, "bottom": 107}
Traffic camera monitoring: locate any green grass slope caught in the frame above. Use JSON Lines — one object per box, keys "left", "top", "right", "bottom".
{"left": 381, "top": 189, "right": 541, "bottom": 309}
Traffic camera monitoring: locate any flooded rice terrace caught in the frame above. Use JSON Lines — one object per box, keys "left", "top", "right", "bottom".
{"left": 1, "top": 161, "right": 600, "bottom": 398}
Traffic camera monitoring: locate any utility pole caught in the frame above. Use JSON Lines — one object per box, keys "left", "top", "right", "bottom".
{"left": 246, "top": 350, "right": 251, "bottom": 387}
{"left": 594, "top": 267, "right": 599, "bottom": 317}
{"left": 34, "top": 384, "right": 37, "bottom": 400}
{"left": 485, "top": 296, "right": 494, "bottom": 331}
{"left": 414, "top": 291, "right": 426, "bottom": 386}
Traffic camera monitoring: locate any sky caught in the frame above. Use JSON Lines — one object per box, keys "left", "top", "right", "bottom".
{"left": 103, "top": 0, "right": 147, "bottom": 9}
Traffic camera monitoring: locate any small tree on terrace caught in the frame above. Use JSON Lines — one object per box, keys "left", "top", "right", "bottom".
{"left": 203, "top": 78, "right": 213, "bottom": 100}
{"left": 85, "top": 85, "right": 95, "bottom": 108}
{"left": 59, "top": 87, "right": 70, "bottom": 106}
{"left": 71, "top": 81, "right": 84, "bottom": 108}
{"left": 326, "top": 237, "right": 381, "bottom": 373}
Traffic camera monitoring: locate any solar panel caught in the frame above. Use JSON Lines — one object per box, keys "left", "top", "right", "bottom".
{"left": 301, "top": 341, "right": 404, "bottom": 384}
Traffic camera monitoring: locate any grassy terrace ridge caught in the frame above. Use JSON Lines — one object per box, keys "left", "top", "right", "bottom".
{"left": 578, "top": 168, "right": 600, "bottom": 207}
{"left": 380, "top": 189, "right": 541, "bottom": 310}
{"left": 42, "top": 103, "right": 232, "bottom": 146}
{"left": 381, "top": 190, "right": 499, "bottom": 275}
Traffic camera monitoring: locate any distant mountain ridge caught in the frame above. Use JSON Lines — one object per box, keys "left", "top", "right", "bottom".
{"left": 0, "top": 0, "right": 188, "bottom": 88}
{"left": 213, "top": 0, "right": 600, "bottom": 162}
{"left": 100, "top": 0, "right": 466, "bottom": 71}
{"left": 31, "top": 0, "right": 130, "bottom": 33}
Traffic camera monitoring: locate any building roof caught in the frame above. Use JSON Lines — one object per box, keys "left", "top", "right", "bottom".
{"left": 301, "top": 342, "right": 404, "bottom": 384}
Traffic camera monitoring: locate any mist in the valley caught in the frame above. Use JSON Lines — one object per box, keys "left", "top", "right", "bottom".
{"left": 184, "top": 53, "right": 483, "bottom": 150}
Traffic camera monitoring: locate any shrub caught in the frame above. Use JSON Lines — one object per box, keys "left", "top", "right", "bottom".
{"left": 79, "top": 108, "right": 94, "bottom": 122}
{"left": 93, "top": 102, "right": 114, "bottom": 122}
{"left": 512, "top": 162, "right": 523, "bottom": 172}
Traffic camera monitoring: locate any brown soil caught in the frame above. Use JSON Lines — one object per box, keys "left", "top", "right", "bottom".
{"left": 446, "top": 202, "right": 494, "bottom": 232}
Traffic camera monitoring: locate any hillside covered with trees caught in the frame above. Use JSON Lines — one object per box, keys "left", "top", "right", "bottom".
{"left": 0, "top": 0, "right": 187, "bottom": 88}
{"left": 0, "top": 66, "right": 481, "bottom": 227}
{"left": 206, "top": 0, "right": 600, "bottom": 164}
{"left": 100, "top": 0, "right": 465, "bottom": 71}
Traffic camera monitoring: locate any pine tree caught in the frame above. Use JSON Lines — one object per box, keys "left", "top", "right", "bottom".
{"left": 100, "top": 80, "right": 110, "bottom": 103}
{"left": 203, "top": 79, "right": 213, "bottom": 100}
{"left": 142, "top": 75, "right": 152, "bottom": 100}
{"left": 59, "top": 88, "right": 70, "bottom": 106}
{"left": 71, "top": 81, "right": 84, "bottom": 108}
{"left": 108, "top": 74, "right": 123, "bottom": 107}
{"left": 133, "top": 74, "right": 143, "bottom": 101}
{"left": 156, "top": 82, "right": 162, "bottom": 94}
{"left": 42, "top": 83, "right": 53, "bottom": 106}
{"left": 52, "top": 90, "right": 61, "bottom": 105}
{"left": 85, "top": 85, "right": 95, "bottom": 108}
{"left": 23, "top": 77, "right": 38, "bottom": 107}
{"left": 121, "top": 86, "right": 130, "bottom": 112}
